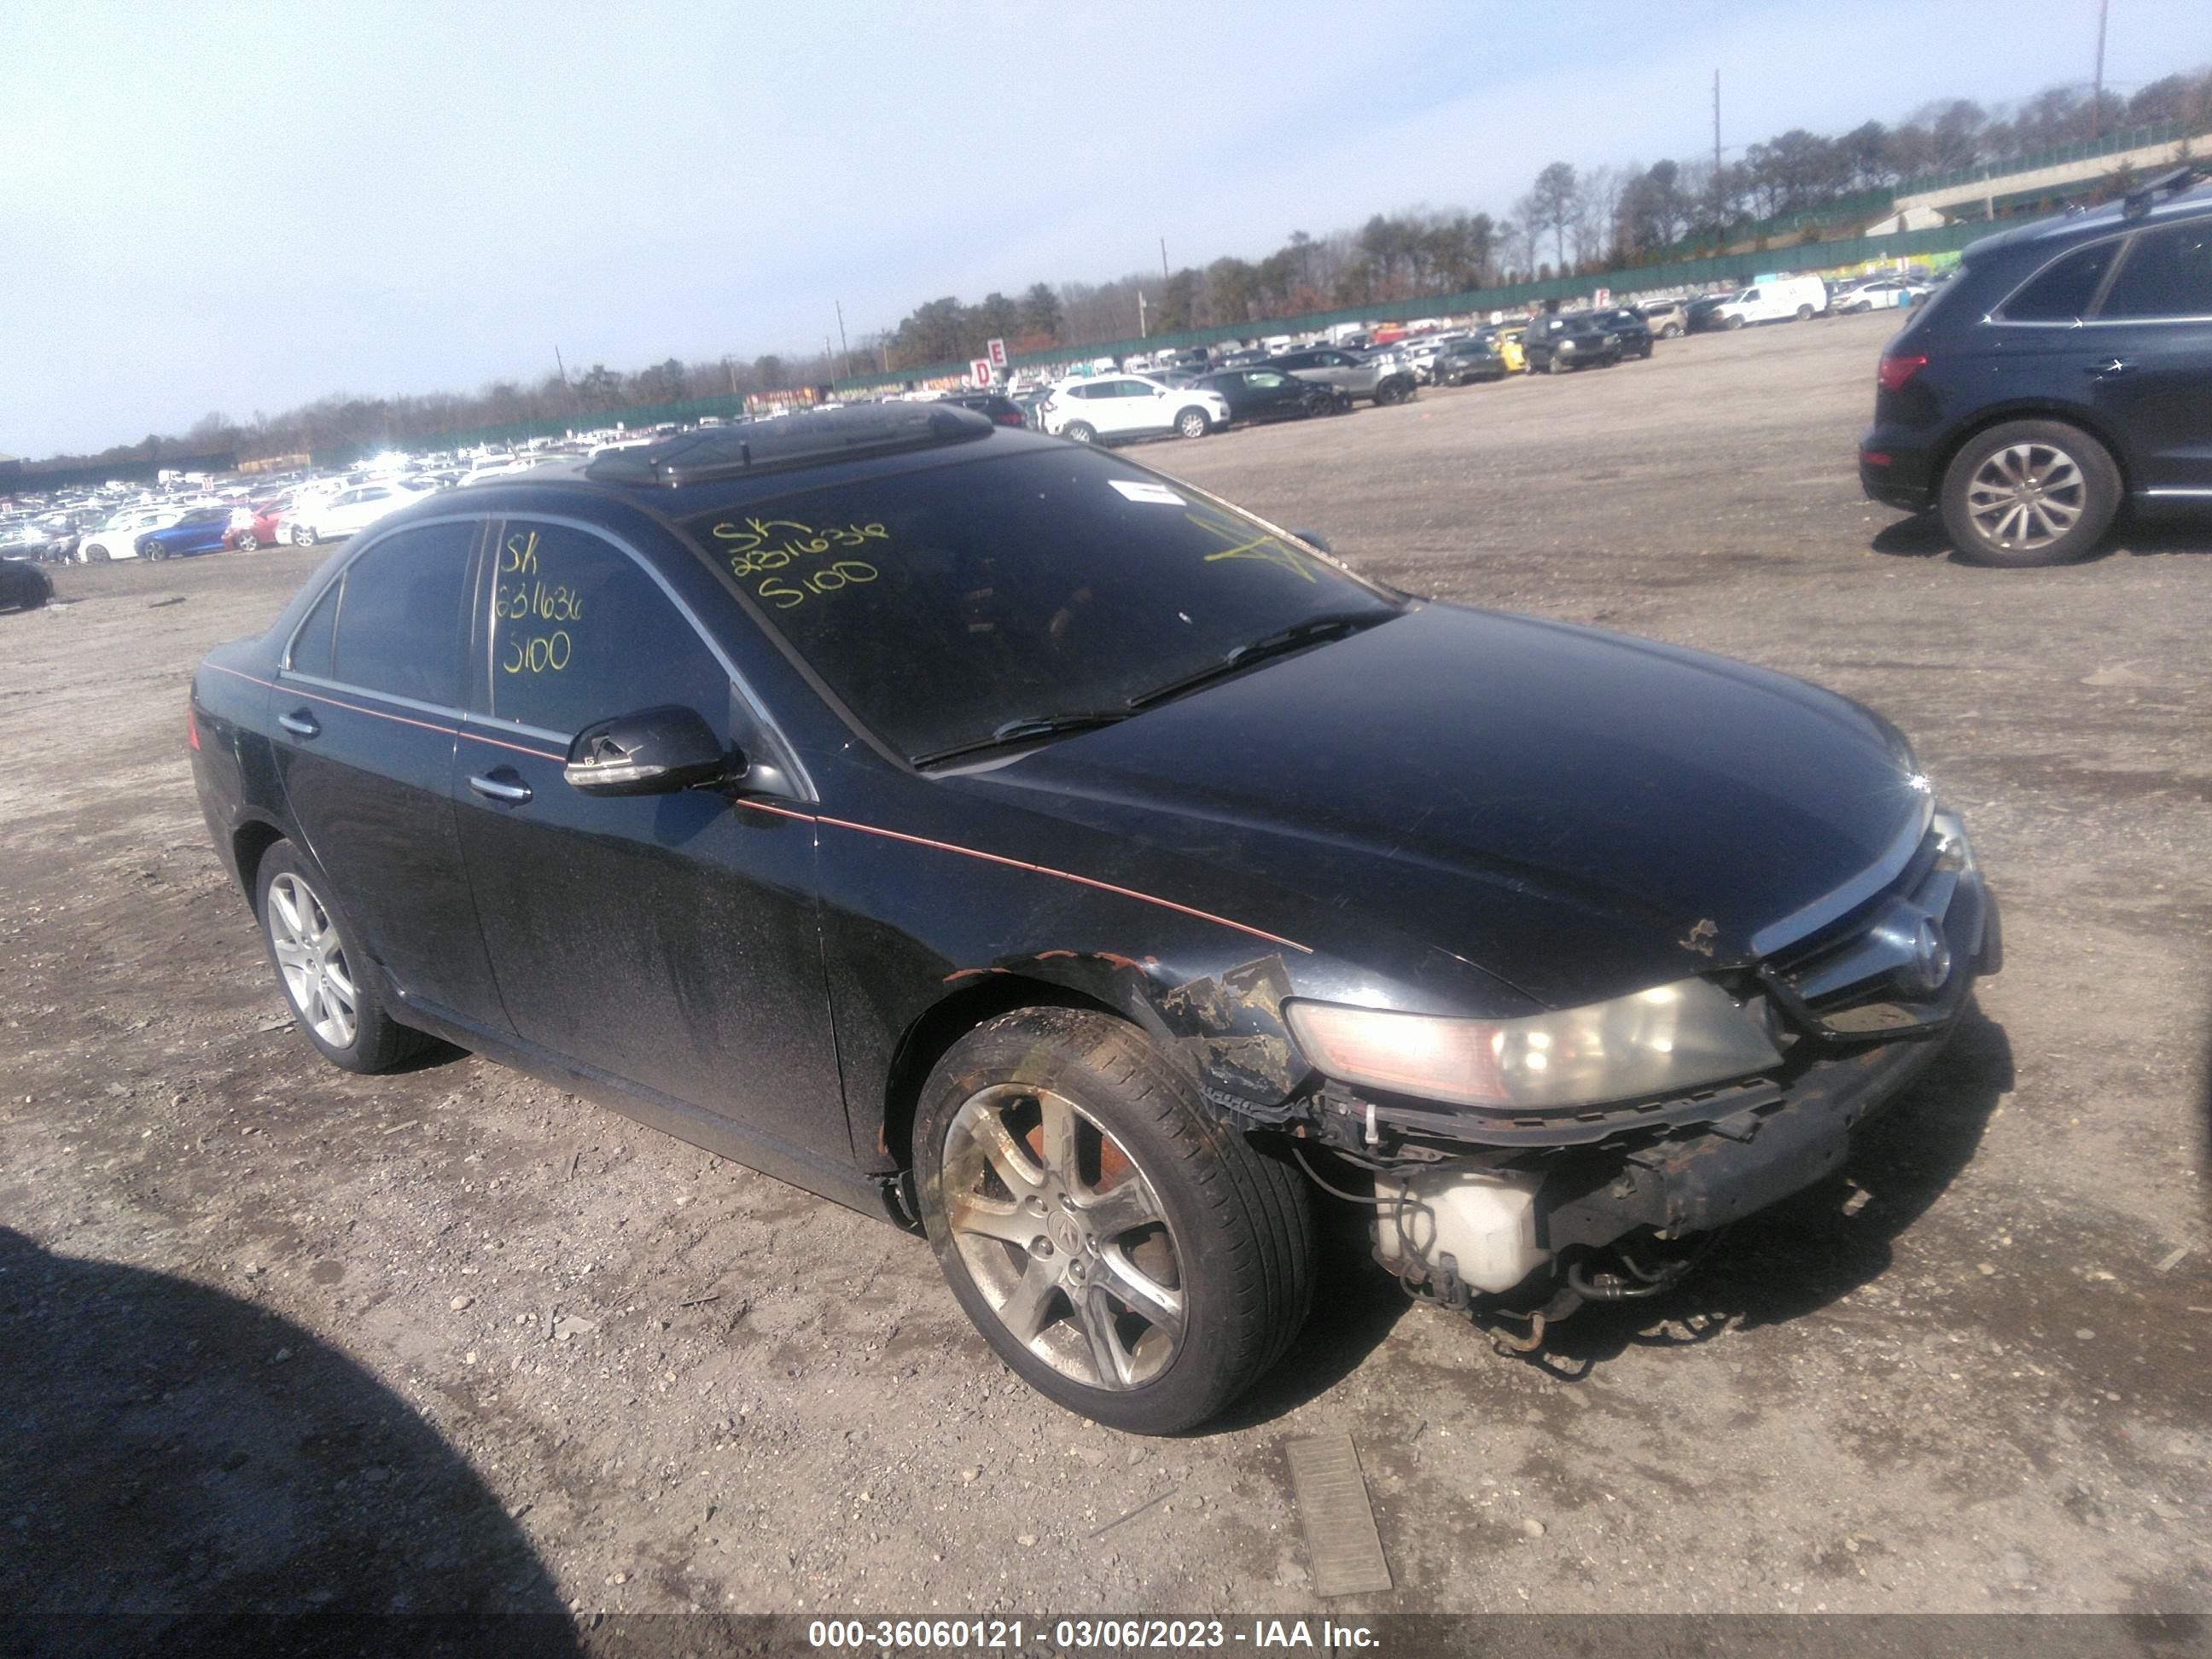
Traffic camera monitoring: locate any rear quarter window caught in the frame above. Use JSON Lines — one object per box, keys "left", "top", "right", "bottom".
{"left": 1998, "top": 238, "right": 2122, "bottom": 322}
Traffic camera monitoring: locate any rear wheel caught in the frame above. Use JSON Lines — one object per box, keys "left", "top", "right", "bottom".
{"left": 1939, "top": 419, "right": 2121, "bottom": 568}
{"left": 1062, "top": 422, "right": 1096, "bottom": 445}
{"left": 1661, "top": 323, "right": 1683, "bottom": 339}
{"left": 293, "top": 523, "right": 318, "bottom": 546}
{"left": 256, "top": 841, "right": 426, "bottom": 1074}
{"left": 1175, "top": 407, "right": 1210, "bottom": 439}
{"left": 914, "top": 1009, "right": 1315, "bottom": 1434}
{"left": 1796, "top": 304, "right": 1814, "bottom": 321}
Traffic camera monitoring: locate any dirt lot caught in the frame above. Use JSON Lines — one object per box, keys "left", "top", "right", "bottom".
{"left": 3, "top": 310, "right": 2208, "bottom": 1626}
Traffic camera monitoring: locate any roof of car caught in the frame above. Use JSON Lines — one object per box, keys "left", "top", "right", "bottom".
{"left": 417, "top": 404, "right": 1058, "bottom": 524}
{"left": 579, "top": 402, "right": 997, "bottom": 487}
{"left": 1965, "top": 173, "right": 2212, "bottom": 261}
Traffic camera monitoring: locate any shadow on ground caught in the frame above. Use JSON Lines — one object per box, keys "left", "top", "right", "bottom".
{"left": 1871, "top": 510, "right": 2212, "bottom": 563}
{"left": 1511, "top": 1004, "right": 2017, "bottom": 1373}
{"left": 1203, "top": 1194, "right": 1415, "bottom": 1434}
{"left": 0, "top": 1227, "right": 576, "bottom": 1656}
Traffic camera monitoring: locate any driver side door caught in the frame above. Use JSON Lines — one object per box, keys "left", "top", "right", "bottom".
{"left": 450, "top": 515, "right": 853, "bottom": 1163}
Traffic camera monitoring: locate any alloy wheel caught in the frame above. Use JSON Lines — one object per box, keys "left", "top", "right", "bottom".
{"left": 1965, "top": 442, "right": 2085, "bottom": 553}
{"left": 940, "top": 1083, "right": 1185, "bottom": 1391}
{"left": 266, "top": 871, "right": 358, "bottom": 1049}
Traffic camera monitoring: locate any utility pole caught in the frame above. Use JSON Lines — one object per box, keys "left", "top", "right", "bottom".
{"left": 835, "top": 300, "right": 852, "bottom": 377}
{"left": 1138, "top": 290, "right": 1149, "bottom": 338}
{"left": 1160, "top": 237, "right": 1170, "bottom": 282}
{"left": 724, "top": 355, "right": 736, "bottom": 396}
{"left": 1712, "top": 68, "right": 1725, "bottom": 244}
{"left": 2091, "top": 0, "right": 2109, "bottom": 137}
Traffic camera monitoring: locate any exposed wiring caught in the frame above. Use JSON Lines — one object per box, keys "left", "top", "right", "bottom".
{"left": 1290, "top": 1141, "right": 1393, "bottom": 1204}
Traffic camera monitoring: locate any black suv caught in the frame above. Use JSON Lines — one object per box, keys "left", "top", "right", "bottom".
{"left": 1860, "top": 169, "right": 2212, "bottom": 566}
{"left": 1592, "top": 307, "right": 1655, "bottom": 359}
{"left": 1521, "top": 311, "right": 1622, "bottom": 373}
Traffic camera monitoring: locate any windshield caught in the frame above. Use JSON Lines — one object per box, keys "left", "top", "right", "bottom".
{"left": 684, "top": 446, "right": 1400, "bottom": 763}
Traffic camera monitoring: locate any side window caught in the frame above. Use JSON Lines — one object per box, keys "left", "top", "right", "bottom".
{"left": 329, "top": 521, "right": 476, "bottom": 706}
{"left": 2001, "top": 240, "right": 2120, "bottom": 321}
{"left": 487, "top": 521, "right": 732, "bottom": 737}
{"left": 1249, "top": 371, "right": 1286, "bottom": 388}
{"left": 288, "top": 579, "right": 341, "bottom": 678}
{"left": 2098, "top": 222, "right": 2212, "bottom": 319}
{"left": 1741, "top": 288, "right": 1760, "bottom": 303}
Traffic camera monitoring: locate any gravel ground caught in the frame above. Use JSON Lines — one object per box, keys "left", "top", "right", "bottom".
{"left": 1, "top": 310, "right": 2206, "bottom": 1627}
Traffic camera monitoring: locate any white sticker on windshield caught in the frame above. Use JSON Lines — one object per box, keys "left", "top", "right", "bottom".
{"left": 1109, "top": 480, "right": 1185, "bottom": 506}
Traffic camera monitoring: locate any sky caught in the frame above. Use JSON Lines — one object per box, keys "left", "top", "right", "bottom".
{"left": 4, "top": 0, "right": 2209, "bottom": 458}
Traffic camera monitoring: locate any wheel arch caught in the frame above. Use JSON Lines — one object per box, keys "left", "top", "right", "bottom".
{"left": 877, "top": 974, "right": 1132, "bottom": 1171}
{"left": 232, "top": 816, "right": 289, "bottom": 914}
{"left": 1931, "top": 402, "right": 2136, "bottom": 502}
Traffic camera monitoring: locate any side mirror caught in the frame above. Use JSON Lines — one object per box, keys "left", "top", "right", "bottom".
{"left": 1153, "top": 387, "right": 1167, "bottom": 398}
{"left": 1291, "top": 529, "right": 1334, "bottom": 554}
{"left": 564, "top": 704, "right": 736, "bottom": 796}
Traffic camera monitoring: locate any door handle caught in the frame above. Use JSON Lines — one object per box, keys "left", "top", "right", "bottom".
{"left": 2087, "top": 358, "right": 2129, "bottom": 377}
{"left": 277, "top": 709, "right": 320, "bottom": 737}
{"left": 468, "top": 770, "right": 533, "bottom": 805}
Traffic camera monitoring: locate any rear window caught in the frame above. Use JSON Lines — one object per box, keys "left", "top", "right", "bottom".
{"left": 2098, "top": 221, "right": 2212, "bottom": 318}
{"left": 684, "top": 448, "right": 1397, "bottom": 763}
{"left": 2000, "top": 238, "right": 2121, "bottom": 322}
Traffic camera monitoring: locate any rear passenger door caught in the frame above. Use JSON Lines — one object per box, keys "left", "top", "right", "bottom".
{"left": 272, "top": 517, "right": 513, "bottom": 1029}
{"left": 2084, "top": 218, "right": 2212, "bottom": 494}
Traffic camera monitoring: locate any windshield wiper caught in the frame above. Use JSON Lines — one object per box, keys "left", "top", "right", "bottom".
{"left": 911, "top": 711, "right": 1131, "bottom": 769}
{"left": 1125, "top": 609, "right": 1397, "bottom": 710}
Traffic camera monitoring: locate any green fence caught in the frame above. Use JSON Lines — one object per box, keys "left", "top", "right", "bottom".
{"left": 830, "top": 218, "right": 2003, "bottom": 397}
{"left": 1895, "top": 120, "right": 2187, "bottom": 197}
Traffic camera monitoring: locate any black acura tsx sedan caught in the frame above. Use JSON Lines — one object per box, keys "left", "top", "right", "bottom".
{"left": 189, "top": 405, "right": 1999, "bottom": 1432}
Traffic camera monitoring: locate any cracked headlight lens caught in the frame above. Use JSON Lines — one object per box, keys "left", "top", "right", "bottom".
{"left": 1284, "top": 979, "right": 1783, "bottom": 1112}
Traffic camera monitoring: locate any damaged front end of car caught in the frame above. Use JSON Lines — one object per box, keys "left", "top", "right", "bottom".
{"left": 1188, "top": 810, "right": 2001, "bottom": 1349}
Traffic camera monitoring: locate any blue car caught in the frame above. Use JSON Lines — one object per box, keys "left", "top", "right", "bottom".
{"left": 137, "top": 507, "right": 234, "bottom": 562}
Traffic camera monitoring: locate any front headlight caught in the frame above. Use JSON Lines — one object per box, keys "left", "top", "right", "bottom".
{"left": 1930, "top": 809, "right": 1975, "bottom": 873}
{"left": 1557, "top": 339, "right": 1577, "bottom": 352}
{"left": 1284, "top": 979, "right": 1783, "bottom": 1112}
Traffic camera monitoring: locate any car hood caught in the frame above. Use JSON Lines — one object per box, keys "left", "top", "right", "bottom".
{"left": 950, "top": 605, "right": 1926, "bottom": 1011}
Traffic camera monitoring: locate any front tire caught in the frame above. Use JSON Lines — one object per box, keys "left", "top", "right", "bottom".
{"left": 293, "top": 523, "right": 318, "bottom": 546}
{"left": 1175, "top": 407, "right": 1210, "bottom": 439}
{"left": 1796, "top": 304, "right": 1814, "bottom": 321}
{"left": 914, "top": 1009, "right": 1315, "bottom": 1435}
{"left": 255, "top": 841, "right": 426, "bottom": 1074}
{"left": 1062, "top": 422, "right": 1096, "bottom": 445}
{"left": 1939, "top": 419, "right": 2121, "bottom": 568}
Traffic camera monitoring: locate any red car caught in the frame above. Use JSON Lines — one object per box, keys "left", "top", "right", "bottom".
{"left": 225, "top": 498, "right": 288, "bottom": 550}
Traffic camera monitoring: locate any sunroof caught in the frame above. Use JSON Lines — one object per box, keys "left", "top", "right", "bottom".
{"left": 585, "top": 404, "right": 994, "bottom": 486}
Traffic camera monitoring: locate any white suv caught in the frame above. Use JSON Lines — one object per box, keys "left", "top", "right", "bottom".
{"left": 1043, "top": 374, "right": 1230, "bottom": 445}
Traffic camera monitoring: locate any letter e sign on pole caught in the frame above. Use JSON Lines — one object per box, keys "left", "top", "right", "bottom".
{"left": 987, "top": 337, "right": 1008, "bottom": 370}
{"left": 969, "top": 358, "right": 994, "bottom": 388}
